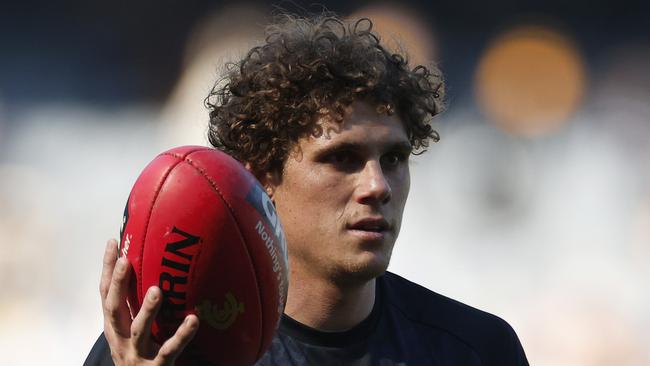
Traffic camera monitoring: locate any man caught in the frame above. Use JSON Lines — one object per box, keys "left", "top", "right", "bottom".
{"left": 86, "top": 14, "right": 529, "bottom": 365}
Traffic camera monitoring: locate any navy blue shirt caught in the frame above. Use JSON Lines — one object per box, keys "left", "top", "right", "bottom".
{"left": 85, "top": 272, "right": 528, "bottom": 365}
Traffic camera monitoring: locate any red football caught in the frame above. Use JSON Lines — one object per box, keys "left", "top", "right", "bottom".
{"left": 118, "top": 146, "right": 289, "bottom": 365}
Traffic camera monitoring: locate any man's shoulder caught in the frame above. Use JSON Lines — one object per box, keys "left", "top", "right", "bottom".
{"left": 380, "top": 271, "right": 528, "bottom": 365}
{"left": 381, "top": 271, "right": 513, "bottom": 330}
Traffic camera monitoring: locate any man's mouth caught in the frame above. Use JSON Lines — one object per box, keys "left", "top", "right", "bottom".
{"left": 347, "top": 218, "right": 391, "bottom": 239}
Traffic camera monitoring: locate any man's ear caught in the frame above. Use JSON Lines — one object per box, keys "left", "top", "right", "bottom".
{"left": 261, "top": 171, "right": 280, "bottom": 199}
{"left": 245, "top": 163, "right": 277, "bottom": 199}
{"left": 264, "top": 184, "right": 275, "bottom": 199}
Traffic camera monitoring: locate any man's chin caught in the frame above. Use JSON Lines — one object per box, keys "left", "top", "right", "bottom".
{"left": 335, "top": 253, "right": 391, "bottom": 285}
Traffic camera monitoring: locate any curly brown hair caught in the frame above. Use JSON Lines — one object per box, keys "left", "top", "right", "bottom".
{"left": 205, "top": 14, "right": 444, "bottom": 179}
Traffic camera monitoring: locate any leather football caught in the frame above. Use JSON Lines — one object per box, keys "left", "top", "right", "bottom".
{"left": 119, "top": 146, "right": 289, "bottom": 365}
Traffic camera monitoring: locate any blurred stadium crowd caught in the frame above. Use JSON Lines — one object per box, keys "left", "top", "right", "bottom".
{"left": 0, "top": 1, "right": 648, "bottom": 364}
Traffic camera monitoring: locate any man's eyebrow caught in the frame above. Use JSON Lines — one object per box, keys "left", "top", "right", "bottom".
{"left": 318, "top": 142, "right": 363, "bottom": 154}
{"left": 317, "top": 141, "right": 413, "bottom": 155}
{"left": 391, "top": 141, "right": 414, "bottom": 154}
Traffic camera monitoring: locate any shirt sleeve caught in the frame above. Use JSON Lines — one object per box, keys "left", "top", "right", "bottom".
{"left": 83, "top": 333, "right": 115, "bottom": 366}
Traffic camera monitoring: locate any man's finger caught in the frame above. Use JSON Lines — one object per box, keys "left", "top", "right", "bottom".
{"left": 100, "top": 239, "right": 118, "bottom": 301}
{"left": 104, "top": 256, "right": 133, "bottom": 338}
{"left": 155, "top": 315, "right": 199, "bottom": 365}
{"left": 131, "top": 286, "right": 162, "bottom": 354}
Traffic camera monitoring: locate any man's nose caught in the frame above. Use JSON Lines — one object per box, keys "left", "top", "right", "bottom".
{"left": 356, "top": 160, "right": 391, "bottom": 205}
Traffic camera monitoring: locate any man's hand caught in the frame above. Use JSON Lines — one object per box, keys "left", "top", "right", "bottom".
{"left": 100, "top": 239, "right": 199, "bottom": 365}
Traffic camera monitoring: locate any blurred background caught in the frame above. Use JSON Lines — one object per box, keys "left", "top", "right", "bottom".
{"left": 1, "top": 0, "right": 648, "bottom": 364}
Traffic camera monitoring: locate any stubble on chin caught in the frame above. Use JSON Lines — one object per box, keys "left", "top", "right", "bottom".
{"left": 331, "top": 246, "right": 394, "bottom": 287}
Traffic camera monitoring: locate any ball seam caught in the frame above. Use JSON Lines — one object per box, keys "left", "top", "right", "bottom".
{"left": 182, "top": 149, "right": 266, "bottom": 361}
{"left": 139, "top": 155, "right": 187, "bottom": 312}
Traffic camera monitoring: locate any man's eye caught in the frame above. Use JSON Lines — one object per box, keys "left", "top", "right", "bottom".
{"left": 328, "top": 151, "right": 353, "bottom": 164}
{"left": 381, "top": 152, "right": 407, "bottom": 167}
{"left": 324, "top": 151, "right": 363, "bottom": 171}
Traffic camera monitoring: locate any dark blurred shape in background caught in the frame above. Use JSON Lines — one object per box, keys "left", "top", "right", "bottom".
{"left": 0, "top": 0, "right": 647, "bottom": 112}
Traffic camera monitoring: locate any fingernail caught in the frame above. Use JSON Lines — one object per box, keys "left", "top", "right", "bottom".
{"left": 184, "top": 316, "right": 196, "bottom": 328}
{"left": 147, "top": 287, "right": 158, "bottom": 301}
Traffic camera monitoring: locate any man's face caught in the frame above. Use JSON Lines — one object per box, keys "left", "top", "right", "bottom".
{"left": 269, "top": 101, "right": 411, "bottom": 283}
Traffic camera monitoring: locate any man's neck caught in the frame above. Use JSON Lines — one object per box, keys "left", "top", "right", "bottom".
{"left": 283, "top": 264, "right": 376, "bottom": 332}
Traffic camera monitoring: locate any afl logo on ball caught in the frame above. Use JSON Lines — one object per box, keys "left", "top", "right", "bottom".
{"left": 197, "top": 293, "right": 245, "bottom": 330}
